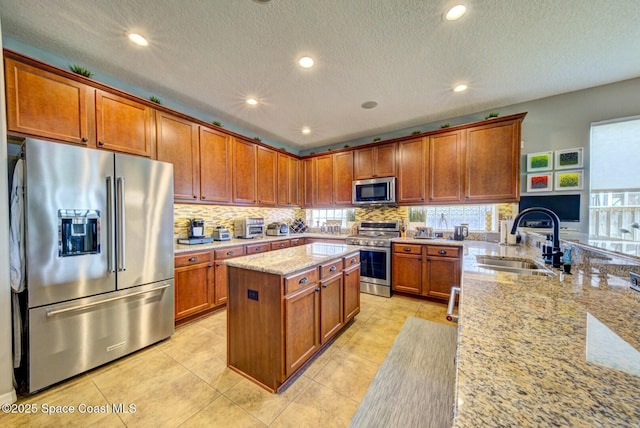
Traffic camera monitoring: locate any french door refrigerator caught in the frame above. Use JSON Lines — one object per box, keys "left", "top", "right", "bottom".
{"left": 23, "top": 138, "right": 175, "bottom": 393}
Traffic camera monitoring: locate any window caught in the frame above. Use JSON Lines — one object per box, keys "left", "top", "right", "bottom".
{"left": 590, "top": 116, "right": 640, "bottom": 245}
{"left": 408, "top": 205, "right": 497, "bottom": 231}
{"left": 309, "top": 209, "right": 355, "bottom": 228}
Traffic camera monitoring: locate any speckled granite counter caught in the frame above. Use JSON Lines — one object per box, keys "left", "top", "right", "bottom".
{"left": 455, "top": 241, "right": 640, "bottom": 427}
{"left": 174, "top": 233, "right": 347, "bottom": 254}
{"left": 391, "top": 237, "right": 465, "bottom": 247}
{"left": 224, "top": 243, "right": 361, "bottom": 275}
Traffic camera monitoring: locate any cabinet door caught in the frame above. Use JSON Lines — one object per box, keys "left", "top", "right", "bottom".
{"left": 232, "top": 139, "right": 257, "bottom": 204}
{"left": 277, "top": 154, "right": 299, "bottom": 206}
{"left": 214, "top": 262, "right": 228, "bottom": 306}
{"left": 200, "top": 127, "right": 232, "bottom": 203}
{"left": 320, "top": 275, "right": 344, "bottom": 343}
{"left": 425, "top": 256, "right": 460, "bottom": 300}
{"left": 4, "top": 57, "right": 93, "bottom": 146}
{"left": 155, "top": 112, "right": 199, "bottom": 201}
{"left": 285, "top": 285, "right": 320, "bottom": 377}
{"left": 333, "top": 151, "right": 353, "bottom": 206}
{"left": 343, "top": 263, "right": 361, "bottom": 322}
{"left": 374, "top": 143, "right": 397, "bottom": 178}
{"left": 257, "top": 145, "right": 277, "bottom": 206}
{"left": 429, "top": 131, "right": 463, "bottom": 203}
{"left": 397, "top": 138, "right": 427, "bottom": 204}
{"left": 95, "top": 89, "right": 153, "bottom": 157}
{"left": 175, "top": 263, "right": 214, "bottom": 320}
{"left": 301, "top": 158, "right": 315, "bottom": 208}
{"left": 465, "top": 119, "right": 520, "bottom": 202}
{"left": 392, "top": 253, "right": 422, "bottom": 294}
{"left": 315, "top": 155, "right": 333, "bottom": 207}
{"left": 353, "top": 147, "right": 376, "bottom": 180}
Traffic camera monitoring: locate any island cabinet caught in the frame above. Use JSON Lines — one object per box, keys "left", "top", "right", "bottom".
{"left": 174, "top": 250, "right": 215, "bottom": 323}
{"left": 226, "top": 244, "right": 361, "bottom": 392}
{"left": 4, "top": 56, "right": 94, "bottom": 146}
{"left": 392, "top": 242, "right": 462, "bottom": 300}
{"left": 213, "top": 245, "right": 246, "bottom": 307}
{"left": 353, "top": 142, "right": 396, "bottom": 179}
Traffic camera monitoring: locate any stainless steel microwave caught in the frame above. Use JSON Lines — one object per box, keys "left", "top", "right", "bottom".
{"left": 352, "top": 177, "right": 396, "bottom": 205}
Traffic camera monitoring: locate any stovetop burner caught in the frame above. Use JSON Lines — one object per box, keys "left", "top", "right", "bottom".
{"left": 346, "top": 220, "right": 400, "bottom": 247}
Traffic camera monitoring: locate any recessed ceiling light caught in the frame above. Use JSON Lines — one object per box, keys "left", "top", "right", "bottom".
{"left": 445, "top": 5, "right": 467, "bottom": 21}
{"left": 453, "top": 84, "right": 468, "bottom": 93}
{"left": 298, "top": 56, "right": 315, "bottom": 68}
{"left": 246, "top": 98, "right": 259, "bottom": 106}
{"left": 127, "top": 33, "right": 148, "bottom": 47}
{"left": 361, "top": 101, "right": 378, "bottom": 109}
{"left": 302, "top": 127, "right": 311, "bottom": 135}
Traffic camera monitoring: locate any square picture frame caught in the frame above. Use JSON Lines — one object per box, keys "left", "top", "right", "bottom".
{"left": 526, "top": 173, "right": 553, "bottom": 192}
{"left": 554, "top": 147, "right": 583, "bottom": 170}
{"left": 526, "top": 151, "right": 553, "bottom": 172}
{"left": 555, "top": 170, "right": 583, "bottom": 191}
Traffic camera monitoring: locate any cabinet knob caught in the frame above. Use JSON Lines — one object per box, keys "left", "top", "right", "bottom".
{"left": 188, "top": 257, "right": 198, "bottom": 262}
{"left": 429, "top": 197, "right": 433, "bottom": 201}
{"left": 299, "top": 277, "right": 308, "bottom": 284}
{"left": 98, "top": 140, "right": 105, "bottom": 146}
{"left": 404, "top": 247, "right": 411, "bottom": 252}
{"left": 329, "top": 266, "right": 337, "bottom": 272}
{"left": 322, "top": 284, "right": 328, "bottom": 288}
{"left": 350, "top": 258, "right": 356, "bottom": 264}
{"left": 315, "top": 288, "right": 320, "bottom": 292}
{"left": 201, "top": 196, "right": 206, "bottom": 200}
{"left": 208, "top": 264, "right": 212, "bottom": 268}
{"left": 438, "top": 250, "right": 447, "bottom": 255}
{"left": 465, "top": 195, "right": 469, "bottom": 199}
{"left": 226, "top": 251, "right": 234, "bottom": 256}
{"left": 256, "top": 248, "right": 262, "bottom": 252}
{"left": 345, "top": 272, "right": 351, "bottom": 277}
{"left": 81, "top": 137, "right": 88, "bottom": 142}
{"left": 193, "top": 195, "right": 197, "bottom": 199}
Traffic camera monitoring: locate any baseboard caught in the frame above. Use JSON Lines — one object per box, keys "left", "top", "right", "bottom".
{"left": 0, "top": 388, "right": 17, "bottom": 405}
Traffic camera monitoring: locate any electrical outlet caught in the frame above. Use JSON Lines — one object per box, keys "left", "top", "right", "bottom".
{"left": 248, "top": 289, "right": 259, "bottom": 301}
{"left": 630, "top": 272, "right": 640, "bottom": 292}
{"left": 435, "top": 232, "right": 443, "bottom": 238}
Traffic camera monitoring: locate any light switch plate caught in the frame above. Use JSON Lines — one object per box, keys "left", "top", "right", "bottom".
{"left": 630, "top": 272, "right": 640, "bottom": 292}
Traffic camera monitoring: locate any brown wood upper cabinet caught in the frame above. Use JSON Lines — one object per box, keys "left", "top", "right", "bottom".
{"left": 464, "top": 118, "right": 521, "bottom": 203}
{"left": 315, "top": 155, "right": 334, "bottom": 207}
{"left": 232, "top": 138, "right": 258, "bottom": 204}
{"left": 397, "top": 137, "right": 427, "bottom": 204}
{"left": 95, "top": 89, "right": 154, "bottom": 157}
{"left": 256, "top": 145, "right": 277, "bottom": 206}
{"left": 4, "top": 57, "right": 94, "bottom": 146}
{"left": 301, "top": 158, "right": 315, "bottom": 208}
{"left": 277, "top": 153, "right": 299, "bottom": 206}
{"left": 428, "top": 131, "right": 464, "bottom": 203}
{"left": 305, "top": 152, "right": 353, "bottom": 208}
{"left": 332, "top": 151, "right": 353, "bottom": 206}
{"left": 199, "top": 127, "right": 232, "bottom": 204}
{"left": 353, "top": 142, "right": 396, "bottom": 179}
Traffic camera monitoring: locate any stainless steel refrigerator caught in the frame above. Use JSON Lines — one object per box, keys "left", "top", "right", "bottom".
{"left": 22, "top": 138, "right": 175, "bottom": 393}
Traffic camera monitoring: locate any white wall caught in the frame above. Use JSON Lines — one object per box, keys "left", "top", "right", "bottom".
{"left": 0, "top": 16, "right": 18, "bottom": 403}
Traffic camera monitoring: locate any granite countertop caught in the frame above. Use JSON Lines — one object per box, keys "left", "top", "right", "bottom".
{"left": 391, "top": 237, "right": 464, "bottom": 247}
{"left": 174, "top": 233, "right": 349, "bottom": 254}
{"left": 455, "top": 241, "right": 640, "bottom": 427}
{"left": 223, "top": 243, "right": 361, "bottom": 276}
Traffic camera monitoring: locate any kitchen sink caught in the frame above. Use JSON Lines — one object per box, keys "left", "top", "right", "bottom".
{"left": 475, "top": 255, "right": 555, "bottom": 276}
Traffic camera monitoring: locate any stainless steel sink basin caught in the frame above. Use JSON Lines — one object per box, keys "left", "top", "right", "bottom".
{"left": 475, "top": 255, "right": 555, "bottom": 276}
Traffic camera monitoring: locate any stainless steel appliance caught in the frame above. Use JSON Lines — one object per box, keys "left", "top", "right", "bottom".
{"left": 212, "top": 226, "right": 231, "bottom": 241}
{"left": 189, "top": 219, "right": 205, "bottom": 238}
{"left": 266, "top": 222, "right": 289, "bottom": 236}
{"left": 453, "top": 224, "right": 469, "bottom": 241}
{"left": 346, "top": 221, "right": 400, "bottom": 297}
{"left": 234, "top": 217, "right": 265, "bottom": 238}
{"left": 22, "top": 138, "right": 175, "bottom": 393}
{"left": 352, "top": 177, "right": 396, "bottom": 206}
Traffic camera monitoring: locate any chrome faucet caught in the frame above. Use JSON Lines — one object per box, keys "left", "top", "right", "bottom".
{"left": 511, "top": 207, "right": 563, "bottom": 268}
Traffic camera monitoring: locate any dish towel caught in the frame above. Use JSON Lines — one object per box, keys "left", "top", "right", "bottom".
{"left": 10, "top": 159, "right": 25, "bottom": 368}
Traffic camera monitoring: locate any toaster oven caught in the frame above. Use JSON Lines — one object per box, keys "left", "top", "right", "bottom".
{"left": 234, "top": 217, "right": 265, "bottom": 239}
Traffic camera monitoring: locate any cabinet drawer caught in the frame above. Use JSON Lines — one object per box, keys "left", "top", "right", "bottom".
{"left": 246, "top": 243, "right": 270, "bottom": 254}
{"left": 214, "top": 245, "right": 246, "bottom": 260}
{"left": 290, "top": 238, "right": 304, "bottom": 246}
{"left": 344, "top": 253, "right": 360, "bottom": 267}
{"left": 393, "top": 244, "right": 422, "bottom": 255}
{"left": 271, "top": 240, "right": 291, "bottom": 250}
{"left": 175, "top": 251, "right": 212, "bottom": 268}
{"left": 285, "top": 268, "right": 319, "bottom": 294}
{"left": 320, "top": 259, "right": 344, "bottom": 279}
{"left": 426, "top": 246, "right": 459, "bottom": 258}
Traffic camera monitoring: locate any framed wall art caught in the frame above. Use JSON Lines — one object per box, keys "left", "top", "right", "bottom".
{"left": 555, "top": 170, "right": 583, "bottom": 190}
{"left": 526, "top": 151, "right": 553, "bottom": 172}
{"left": 555, "top": 147, "right": 583, "bottom": 170}
{"left": 526, "top": 173, "right": 553, "bottom": 192}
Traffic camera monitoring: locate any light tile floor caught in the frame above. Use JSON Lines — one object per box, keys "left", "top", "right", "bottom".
{"left": 3, "top": 293, "right": 456, "bottom": 427}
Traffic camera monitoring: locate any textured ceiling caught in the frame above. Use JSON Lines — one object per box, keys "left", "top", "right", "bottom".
{"left": 1, "top": 0, "right": 639, "bottom": 152}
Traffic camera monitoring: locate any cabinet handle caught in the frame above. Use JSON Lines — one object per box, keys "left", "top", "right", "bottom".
{"left": 299, "top": 277, "right": 308, "bottom": 284}
{"left": 438, "top": 250, "right": 447, "bottom": 255}
{"left": 98, "top": 140, "right": 104, "bottom": 146}
{"left": 81, "top": 137, "right": 88, "bottom": 142}
{"left": 201, "top": 196, "right": 206, "bottom": 200}
{"left": 429, "top": 197, "right": 433, "bottom": 201}
{"left": 404, "top": 247, "right": 411, "bottom": 252}
{"left": 255, "top": 248, "right": 262, "bottom": 252}
{"left": 215, "top": 263, "right": 222, "bottom": 267}
{"left": 329, "top": 266, "right": 337, "bottom": 272}
{"left": 350, "top": 258, "right": 356, "bottom": 264}
{"left": 322, "top": 284, "right": 328, "bottom": 288}
{"left": 418, "top": 257, "right": 422, "bottom": 261}
{"left": 188, "top": 257, "right": 198, "bottom": 262}
{"left": 208, "top": 264, "right": 212, "bottom": 268}
{"left": 421, "top": 198, "right": 425, "bottom": 201}
{"left": 226, "top": 251, "right": 234, "bottom": 256}
{"left": 345, "top": 272, "right": 350, "bottom": 277}
{"left": 315, "top": 288, "right": 320, "bottom": 292}
{"left": 465, "top": 195, "right": 469, "bottom": 199}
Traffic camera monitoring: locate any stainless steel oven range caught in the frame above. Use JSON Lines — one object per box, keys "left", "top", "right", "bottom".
{"left": 346, "top": 221, "right": 400, "bottom": 298}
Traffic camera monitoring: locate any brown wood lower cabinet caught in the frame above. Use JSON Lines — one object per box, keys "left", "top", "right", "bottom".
{"left": 227, "top": 251, "right": 359, "bottom": 392}
{"left": 174, "top": 251, "right": 214, "bottom": 323}
{"left": 392, "top": 243, "right": 462, "bottom": 300}
{"left": 213, "top": 245, "right": 246, "bottom": 308}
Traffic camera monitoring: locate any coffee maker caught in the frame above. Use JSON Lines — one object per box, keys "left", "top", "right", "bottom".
{"left": 189, "top": 219, "right": 205, "bottom": 238}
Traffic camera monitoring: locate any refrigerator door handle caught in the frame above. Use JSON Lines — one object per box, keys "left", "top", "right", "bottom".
{"left": 44, "top": 283, "right": 172, "bottom": 317}
{"left": 116, "top": 176, "right": 126, "bottom": 272}
{"left": 106, "top": 176, "right": 116, "bottom": 273}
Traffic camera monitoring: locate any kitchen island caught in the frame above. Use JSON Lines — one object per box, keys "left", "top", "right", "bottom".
{"left": 224, "top": 243, "right": 362, "bottom": 392}
{"left": 452, "top": 241, "right": 640, "bottom": 426}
